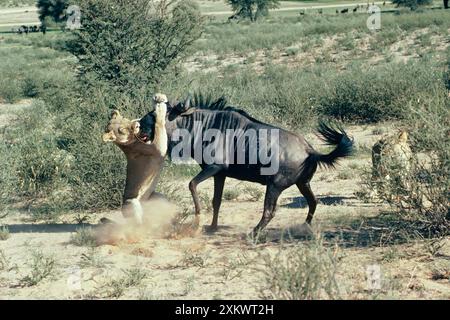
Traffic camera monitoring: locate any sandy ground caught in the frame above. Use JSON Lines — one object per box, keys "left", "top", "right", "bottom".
{"left": 0, "top": 119, "right": 449, "bottom": 300}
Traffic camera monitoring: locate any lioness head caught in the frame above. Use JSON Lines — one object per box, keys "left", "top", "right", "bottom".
{"left": 103, "top": 110, "right": 140, "bottom": 145}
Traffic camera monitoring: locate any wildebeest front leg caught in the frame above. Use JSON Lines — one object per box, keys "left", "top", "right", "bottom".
{"left": 189, "top": 165, "right": 223, "bottom": 226}
{"left": 297, "top": 182, "right": 317, "bottom": 224}
{"left": 252, "top": 184, "right": 282, "bottom": 237}
{"left": 209, "top": 174, "right": 226, "bottom": 231}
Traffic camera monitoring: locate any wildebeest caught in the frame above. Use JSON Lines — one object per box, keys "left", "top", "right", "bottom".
{"left": 17, "top": 25, "right": 29, "bottom": 34}
{"left": 353, "top": 6, "right": 358, "bottom": 12}
{"left": 228, "top": 8, "right": 245, "bottom": 23}
{"left": 139, "top": 94, "right": 353, "bottom": 236}
{"left": 16, "top": 25, "right": 43, "bottom": 35}
{"left": 228, "top": 14, "right": 239, "bottom": 23}
{"left": 341, "top": 8, "right": 349, "bottom": 13}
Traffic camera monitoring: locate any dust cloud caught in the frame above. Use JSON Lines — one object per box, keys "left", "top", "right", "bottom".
{"left": 93, "top": 198, "right": 199, "bottom": 245}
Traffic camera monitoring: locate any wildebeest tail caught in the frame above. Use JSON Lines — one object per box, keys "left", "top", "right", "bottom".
{"left": 313, "top": 121, "right": 353, "bottom": 168}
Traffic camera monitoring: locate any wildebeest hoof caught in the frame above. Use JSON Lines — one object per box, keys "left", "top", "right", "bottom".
{"left": 296, "top": 223, "right": 314, "bottom": 237}
{"left": 99, "top": 217, "right": 116, "bottom": 225}
{"left": 248, "top": 229, "right": 265, "bottom": 242}
{"left": 204, "top": 225, "right": 218, "bottom": 233}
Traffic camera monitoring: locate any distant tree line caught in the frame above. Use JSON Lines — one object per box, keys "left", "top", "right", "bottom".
{"left": 392, "top": 0, "right": 448, "bottom": 9}
{"left": 227, "top": 0, "right": 280, "bottom": 22}
{"left": 37, "top": 0, "right": 70, "bottom": 25}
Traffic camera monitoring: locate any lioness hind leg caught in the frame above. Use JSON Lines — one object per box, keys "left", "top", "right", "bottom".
{"left": 122, "top": 198, "right": 144, "bottom": 225}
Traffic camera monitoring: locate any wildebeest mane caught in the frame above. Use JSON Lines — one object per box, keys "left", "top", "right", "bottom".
{"left": 178, "top": 92, "right": 267, "bottom": 125}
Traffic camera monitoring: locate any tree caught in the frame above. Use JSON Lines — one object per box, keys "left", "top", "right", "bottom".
{"left": 70, "top": 0, "right": 204, "bottom": 96}
{"left": 444, "top": 0, "right": 449, "bottom": 9}
{"left": 227, "top": 0, "right": 280, "bottom": 22}
{"left": 37, "top": 0, "right": 69, "bottom": 24}
{"left": 391, "top": 0, "right": 432, "bottom": 10}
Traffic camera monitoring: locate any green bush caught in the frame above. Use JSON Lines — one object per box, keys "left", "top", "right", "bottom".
{"left": 0, "top": 78, "right": 22, "bottom": 103}
{"left": 317, "top": 61, "right": 444, "bottom": 122}
{"left": 166, "top": 60, "right": 444, "bottom": 126}
{"left": 0, "top": 101, "right": 72, "bottom": 203}
{"left": 226, "top": 0, "right": 280, "bottom": 21}
{"left": 0, "top": 43, "right": 74, "bottom": 104}
{"left": 361, "top": 89, "right": 449, "bottom": 235}
{"left": 70, "top": 0, "right": 203, "bottom": 97}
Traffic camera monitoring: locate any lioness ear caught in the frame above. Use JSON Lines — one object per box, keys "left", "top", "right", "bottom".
{"left": 110, "top": 110, "right": 121, "bottom": 120}
{"left": 103, "top": 130, "right": 117, "bottom": 143}
{"left": 399, "top": 131, "right": 408, "bottom": 143}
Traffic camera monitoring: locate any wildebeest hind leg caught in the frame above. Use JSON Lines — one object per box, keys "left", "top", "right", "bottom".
{"left": 297, "top": 182, "right": 317, "bottom": 225}
{"left": 189, "top": 165, "right": 223, "bottom": 226}
{"left": 252, "top": 184, "right": 282, "bottom": 237}
{"left": 209, "top": 174, "right": 225, "bottom": 231}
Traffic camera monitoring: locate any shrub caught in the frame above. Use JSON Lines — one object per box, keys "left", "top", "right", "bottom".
{"left": 70, "top": 0, "right": 203, "bottom": 97}
{"left": 71, "top": 227, "right": 97, "bottom": 247}
{"left": 0, "top": 78, "right": 22, "bottom": 103}
{"left": 20, "top": 250, "right": 56, "bottom": 287}
{"left": 259, "top": 236, "right": 340, "bottom": 299}
{"left": 100, "top": 268, "right": 147, "bottom": 298}
{"left": 0, "top": 226, "right": 9, "bottom": 240}
{"left": 361, "top": 89, "right": 449, "bottom": 235}
{"left": 224, "top": 189, "right": 240, "bottom": 201}
{"left": 0, "top": 101, "right": 72, "bottom": 203}
{"left": 317, "top": 61, "right": 444, "bottom": 123}
{"left": 227, "top": 0, "right": 280, "bottom": 21}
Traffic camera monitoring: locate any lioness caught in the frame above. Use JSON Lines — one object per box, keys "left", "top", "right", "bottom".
{"left": 371, "top": 130, "right": 412, "bottom": 201}
{"left": 103, "top": 94, "right": 168, "bottom": 224}
{"left": 372, "top": 130, "right": 412, "bottom": 181}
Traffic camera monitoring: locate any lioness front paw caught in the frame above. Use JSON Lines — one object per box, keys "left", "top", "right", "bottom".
{"left": 153, "top": 93, "right": 168, "bottom": 104}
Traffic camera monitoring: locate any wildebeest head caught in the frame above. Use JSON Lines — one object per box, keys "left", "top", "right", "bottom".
{"left": 128, "top": 93, "right": 169, "bottom": 143}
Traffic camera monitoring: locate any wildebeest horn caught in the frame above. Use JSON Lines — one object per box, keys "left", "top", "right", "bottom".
{"left": 184, "top": 96, "right": 191, "bottom": 110}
